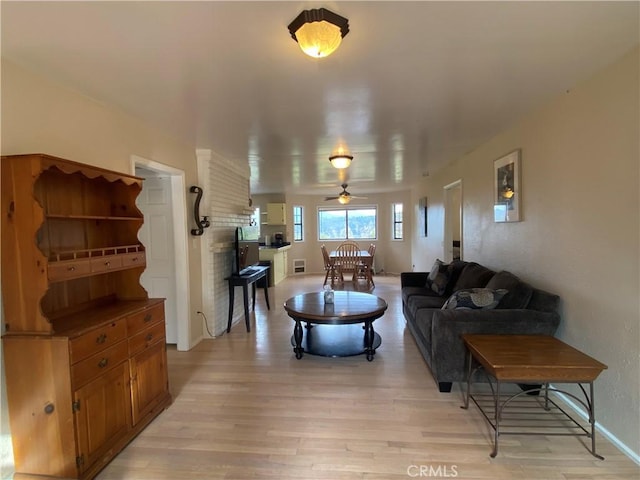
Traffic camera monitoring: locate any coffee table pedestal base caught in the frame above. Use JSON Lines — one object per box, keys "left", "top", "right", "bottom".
{"left": 291, "top": 323, "right": 381, "bottom": 360}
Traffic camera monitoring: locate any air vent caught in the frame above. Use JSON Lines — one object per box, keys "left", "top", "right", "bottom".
{"left": 293, "top": 259, "right": 306, "bottom": 274}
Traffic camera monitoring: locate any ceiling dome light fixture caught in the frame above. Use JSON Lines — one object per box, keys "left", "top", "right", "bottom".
{"left": 288, "top": 8, "right": 349, "bottom": 59}
{"left": 328, "top": 153, "right": 353, "bottom": 169}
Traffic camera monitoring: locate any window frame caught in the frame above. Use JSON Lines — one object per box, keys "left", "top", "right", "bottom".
{"left": 392, "top": 202, "right": 403, "bottom": 241}
{"left": 317, "top": 205, "right": 378, "bottom": 241}
{"left": 293, "top": 205, "right": 304, "bottom": 242}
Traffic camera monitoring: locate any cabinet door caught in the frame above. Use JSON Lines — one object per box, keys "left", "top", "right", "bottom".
{"left": 267, "top": 203, "right": 286, "bottom": 225}
{"left": 130, "top": 340, "right": 169, "bottom": 426}
{"left": 73, "top": 362, "right": 131, "bottom": 475}
{"left": 272, "top": 252, "right": 284, "bottom": 284}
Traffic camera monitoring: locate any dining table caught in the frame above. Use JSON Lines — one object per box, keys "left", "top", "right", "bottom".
{"left": 329, "top": 250, "right": 374, "bottom": 286}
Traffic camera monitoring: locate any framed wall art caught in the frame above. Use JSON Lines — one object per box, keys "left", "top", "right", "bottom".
{"left": 493, "top": 149, "right": 521, "bottom": 222}
{"left": 419, "top": 196, "right": 428, "bottom": 236}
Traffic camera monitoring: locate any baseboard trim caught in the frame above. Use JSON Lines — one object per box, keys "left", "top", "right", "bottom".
{"left": 553, "top": 388, "right": 640, "bottom": 465}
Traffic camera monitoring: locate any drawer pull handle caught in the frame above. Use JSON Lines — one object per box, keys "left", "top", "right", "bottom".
{"left": 96, "top": 334, "right": 107, "bottom": 344}
{"left": 131, "top": 257, "right": 138, "bottom": 262}
{"left": 144, "top": 314, "right": 153, "bottom": 323}
{"left": 98, "top": 358, "right": 109, "bottom": 368}
{"left": 68, "top": 266, "right": 76, "bottom": 271}
{"left": 145, "top": 333, "right": 153, "bottom": 342}
{"left": 104, "top": 261, "right": 111, "bottom": 267}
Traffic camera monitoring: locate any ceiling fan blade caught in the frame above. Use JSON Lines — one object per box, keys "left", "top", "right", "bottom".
{"left": 324, "top": 196, "right": 339, "bottom": 201}
{"left": 350, "top": 195, "right": 368, "bottom": 199}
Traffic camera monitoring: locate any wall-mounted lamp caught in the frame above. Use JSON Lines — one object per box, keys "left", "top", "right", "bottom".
{"left": 190, "top": 185, "right": 210, "bottom": 236}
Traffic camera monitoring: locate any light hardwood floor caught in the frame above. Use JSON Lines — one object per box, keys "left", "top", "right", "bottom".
{"left": 97, "top": 274, "right": 638, "bottom": 480}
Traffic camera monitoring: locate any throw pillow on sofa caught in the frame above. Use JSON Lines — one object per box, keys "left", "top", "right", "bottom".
{"left": 442, "top": 288, "right": 508, "bottom": 310}
{"left": 427, "top": 259, "right": 450, "bottom": 295}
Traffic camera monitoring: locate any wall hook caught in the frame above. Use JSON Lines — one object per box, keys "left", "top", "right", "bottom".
{"left": 190, "top": 185, "right": 210, "bottom": 236}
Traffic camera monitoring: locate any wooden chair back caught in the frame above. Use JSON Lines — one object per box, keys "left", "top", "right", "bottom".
{"left": 335, "top": 242, "right": 361, "bottom": 276}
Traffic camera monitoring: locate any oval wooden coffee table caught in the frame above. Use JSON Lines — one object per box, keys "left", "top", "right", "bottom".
{"left": 284, "top": 291, "right": 388, "bottom": 361}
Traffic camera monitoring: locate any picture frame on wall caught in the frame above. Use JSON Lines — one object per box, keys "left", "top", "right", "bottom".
{"left": 493, "top": 149, "right": 521, "bottom": 222}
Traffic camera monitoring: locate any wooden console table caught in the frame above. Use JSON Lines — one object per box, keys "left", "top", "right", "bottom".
{"left": 461, "top": 334, "right": 607, "bottom": 459}
{"left": 226, "top": 265, "right": 270, "bottom": 333}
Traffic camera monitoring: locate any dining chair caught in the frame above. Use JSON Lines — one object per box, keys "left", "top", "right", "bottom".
{"left": 357, "top": 243, "right": 376, "bottom": 286}
{"left": 321, "top": 244, "right": 339, "bottom": 286}
{"left": 335, "top": 242, "right": 361, "bottom": 284}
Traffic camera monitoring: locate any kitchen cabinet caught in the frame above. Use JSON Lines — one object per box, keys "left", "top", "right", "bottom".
{"left": 1, "top": 154, "right": 171, "bottom": 479}
{"left": 259, "top": 245, "right": 290, "bottom": 285}
{"left": 265, "top": 202, "right": 287, "bottom": 225}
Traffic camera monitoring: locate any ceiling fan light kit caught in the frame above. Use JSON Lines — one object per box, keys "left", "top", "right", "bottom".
{"left": 338, "top": 194, "right": 351, "bottom": 205}
{"left": 287, "top": 8, "right": 349, "bottom": 58}
{"left": 325, "top": 183, "right": 367, "bottom": 204}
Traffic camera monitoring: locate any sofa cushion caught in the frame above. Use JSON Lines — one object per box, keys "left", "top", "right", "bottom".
{"left": 427, "top": 259, "right": 444, "bottom": 284}
{"left": 453, "top": 262, "right": 495, "bottom": 291}
{"left": 444, "top": 260, "right": 468, "bottom": 296}
{"left": 442, "top": 288, "right": 508, "bottom": 310}
{"left": 407, "top": 294, "right": 447, "bottom": 318}
{"left": 430, "top": 261, "right": 450, "bottom": 295}
{"left": 527, "top": 288, "right": 560, "bottom": 313}
{"left": 485, "top": 270, "right": 533, "bottom": 309}
{"left": 402, "top": 286, "right": 440, "bottom": 306}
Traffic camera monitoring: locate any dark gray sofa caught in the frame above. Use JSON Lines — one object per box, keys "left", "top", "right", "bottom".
{"left": 401, "top": 260, "right": 561, "bottom": 392}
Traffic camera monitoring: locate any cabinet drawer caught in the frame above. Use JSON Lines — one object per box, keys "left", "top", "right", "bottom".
{"left": 128, "top": 321, "right": 165, "bottom": 356}
{"left": 48, "top": 259, "right": 91, "bottom": 281}
{"left": 121, "top": 251, "right": 146, "bottom": 268}
{"left": 70, "top": 319, "right": 127, "bottom": 364}
{"left": 90, "top": 255, "right": 123, "bottom": 273}
{"left": 127, "top": 303, "right": 165, "bottom": 336}
{"left": 71, "top": 341, "right": 128, "bottom": 388}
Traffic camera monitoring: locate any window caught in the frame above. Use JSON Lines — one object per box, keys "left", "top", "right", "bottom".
{"left": 392, "top": 203, "right": 403, "bottom": 240}
{"left": 250, "top": 207, "right": 260, "bottom": 228}
{"left": 293, "top": 206, "right": 303, "bottom": 242}
{"left": 318, "top": 206, "right": 377, "bottom": 240}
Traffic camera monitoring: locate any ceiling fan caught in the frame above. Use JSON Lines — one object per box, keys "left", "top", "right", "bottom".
{"left": 324, "top": 183, "right": 367, "bottom": 205}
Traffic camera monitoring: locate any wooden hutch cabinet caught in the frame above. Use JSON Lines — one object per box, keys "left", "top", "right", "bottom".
{"left": 1, "top": 154, "right": 171, "bottom": 479}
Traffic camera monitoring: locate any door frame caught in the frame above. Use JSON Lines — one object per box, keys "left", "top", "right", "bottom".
{"left": 443, "top": 179, "right": 463, "bottom": 262}
{"left": 131, "top": 155, "right": 191, "bottom": 351}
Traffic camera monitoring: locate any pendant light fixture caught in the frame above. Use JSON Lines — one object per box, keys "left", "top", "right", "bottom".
{"left": 288, "top": 8, "right": 349, "bottom": 59}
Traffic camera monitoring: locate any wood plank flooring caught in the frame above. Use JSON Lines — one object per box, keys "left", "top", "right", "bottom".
{"left": 96, "top": 275, "right": 639, "bottom": 480}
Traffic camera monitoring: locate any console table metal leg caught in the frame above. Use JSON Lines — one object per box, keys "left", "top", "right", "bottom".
{"left": 588, "top": 382, "right": 604, "bottom": 460}
{"left": 462, "top": 350, "right": 473, "bottom": 410}
{"left": 491, "top": 381, "right": 501, "bottom": 458}
{"left": 293, "top": 320, "right": 304, "bottom": 359}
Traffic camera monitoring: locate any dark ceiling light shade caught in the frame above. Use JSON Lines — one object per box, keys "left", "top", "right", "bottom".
{"left": 288, "top": 8, "right": 349, "bottom": 58}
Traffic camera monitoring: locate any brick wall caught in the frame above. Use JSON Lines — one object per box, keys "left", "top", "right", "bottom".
{"left": 198, "top": 150, "right": 252, "bottom": 336}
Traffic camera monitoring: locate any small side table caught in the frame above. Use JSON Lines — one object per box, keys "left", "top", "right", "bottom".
{"left": 461, "top": 334, "right": 607, "bottom": 459}
{"left": 226, "top": 265, "right": 270, "bottom": 333}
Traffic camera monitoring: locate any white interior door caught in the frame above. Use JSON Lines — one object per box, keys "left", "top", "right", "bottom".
{"left": 136, "top": 172, "right": 178, "bottom": 344}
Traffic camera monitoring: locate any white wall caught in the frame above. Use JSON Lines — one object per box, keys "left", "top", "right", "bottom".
{"left": 1, "top": 59, "right": 207, "bottom": 348}
{"left": 254, "top": 190, "right": 414, "bottom": 276}
{"left": 413, "top": 47, "right": 639, "bottom": 458}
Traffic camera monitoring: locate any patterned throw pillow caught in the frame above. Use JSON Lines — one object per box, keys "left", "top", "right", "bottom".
{"left": 442, "top": 288, "right": 509, "bottom": 310}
